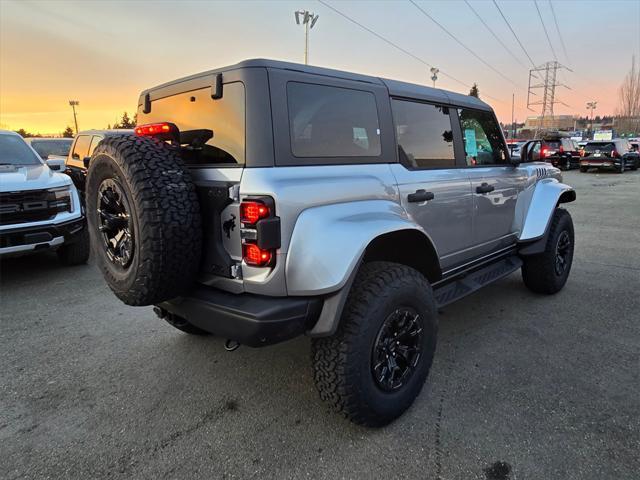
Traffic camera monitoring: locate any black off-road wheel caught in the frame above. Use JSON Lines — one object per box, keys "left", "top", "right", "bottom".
{"left": 86, "top": 135, "right": 201, "bottom": 306}
{"left": 521, "top": 208, "right": 574, "bottom": 294}
{"left": 57, "top": 226, "right": 90, "bottom": 266}
{"left": 311, "top": 262, "right": 438, "bottom": 427}
{"left": 579, "top": 166, "right": 588, "bottom": 173}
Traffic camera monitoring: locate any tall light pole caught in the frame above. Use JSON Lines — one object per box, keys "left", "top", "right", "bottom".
{"left": 586, "top": 101, "right": 597, "bottom": 138}
{"left": 430, "top": 67, "right": 439, "bottom": 88}
{"left": 69, "top": 100, "right": 79, "bottom": 134}
{"left": 294, "top": 10, "right": 319, "bottom": 65}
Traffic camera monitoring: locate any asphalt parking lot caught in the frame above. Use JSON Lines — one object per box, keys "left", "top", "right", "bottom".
{"left": 1, "top": 170, "right": 639, "bottom": 480}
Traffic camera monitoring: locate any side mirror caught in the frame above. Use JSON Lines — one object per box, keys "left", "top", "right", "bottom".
{"left": 46, "top": 158, "right": 65, "bottom": 171}
{"left": 519, "top": 141, "right": 537, "bottom": 163}
{"left": 83, "top": 156, "right": 91, "bottom": 169}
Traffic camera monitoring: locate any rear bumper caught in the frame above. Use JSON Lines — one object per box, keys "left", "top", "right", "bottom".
{"left": 580, "top": 159, "right": 619, "bottom": 168}
{"left": 0, "top": 217, "right": 85, "bottom": 256}
{"left": 157, "top": 286, "right": 323, "bottom": 347}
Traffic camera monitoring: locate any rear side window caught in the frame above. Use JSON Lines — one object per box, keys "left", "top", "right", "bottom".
{"left": 89, "top": 136, "right": 104, "bottom": 156}
{"left": 287, "top": 82, "right": 381, "bottom": 158}
{"left": 71, "top": 135, "right": 91, "bottom": 160}
{"left": 392, "top": 99, "right": 455, "bottom": 168}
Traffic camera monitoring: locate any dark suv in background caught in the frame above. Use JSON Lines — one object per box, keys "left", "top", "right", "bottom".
{"left": 580, "top": 139, "right": 639, "bottom": 173}
{"left": 529, "top": 134, "right": 581, "bottom": 170}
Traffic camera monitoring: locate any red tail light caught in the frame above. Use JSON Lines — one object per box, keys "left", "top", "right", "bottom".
{"left": 540, "top": 147, "right": 548, "bottom": 158}
{"left": 240, "top": 201, "right": 270, "bottom": 225}
{"left": 558, "top": 145, "right": 564, "bottom": 154}
{"left": 243, "top": 243, "right": 272, "bottom": 267}
{"left": 134, "top": 122, "right": 179, "bottom": 141}
{"left": 611, "top": 149, "right": 619, "bottom": 158}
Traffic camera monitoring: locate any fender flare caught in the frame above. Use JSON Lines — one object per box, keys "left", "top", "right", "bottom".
{"left": 285, "top": 199, "right": 438, "bottom": 296}
{"left": 518, "top": 178, "right": 575, "bottom": 254}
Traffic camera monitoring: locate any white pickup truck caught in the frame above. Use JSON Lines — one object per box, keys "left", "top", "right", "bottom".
{"left": 0, "top": 130, "right": 89, "bottom": 264}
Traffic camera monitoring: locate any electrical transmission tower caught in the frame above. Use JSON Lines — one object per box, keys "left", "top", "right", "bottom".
{"left": 527, "top": 61, "right": 571, "bottom": 137}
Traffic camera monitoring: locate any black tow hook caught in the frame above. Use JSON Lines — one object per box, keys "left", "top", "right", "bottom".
{"left": 225, "top": 339, "right": 241, "bottom": 352}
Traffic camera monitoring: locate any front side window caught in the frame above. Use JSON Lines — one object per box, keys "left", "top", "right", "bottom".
{"left": 287, "top": 82, "right": 381, "bottom": 158}
{"left": 72, "top": 135, "right": 91, "bottom": 160}
{"left": 459, "top": 109, "right": 508, "bottom": 166}
{"left": 0, "top": 135, "right": 42, "bottom": 165}
{"left": 392, "top": 100, "right": 454, "bottom": 168}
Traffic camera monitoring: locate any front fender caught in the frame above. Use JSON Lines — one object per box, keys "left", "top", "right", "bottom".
{"left": 519, "top": 178, "right": 576, "bottom": 241}
{"left": 285, "top": 200, "right": 433, "bottom": 295}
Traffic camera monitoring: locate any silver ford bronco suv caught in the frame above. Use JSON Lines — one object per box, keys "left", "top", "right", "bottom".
{"left": 85, "top": 60, "right": 576, "bottom": 427}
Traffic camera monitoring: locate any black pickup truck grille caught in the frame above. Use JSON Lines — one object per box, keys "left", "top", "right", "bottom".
{"left": 0, "top": 189, "right": 71, "bottom": 226}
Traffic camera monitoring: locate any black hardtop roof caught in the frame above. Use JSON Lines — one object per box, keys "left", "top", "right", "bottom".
{"left": 141, "top": 58, "right": 493, "bottom": 111}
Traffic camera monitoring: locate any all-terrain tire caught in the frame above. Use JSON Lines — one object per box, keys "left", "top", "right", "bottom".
{"left": 57, "top": 226, "right": 90, "bottom": 266}
{"left": 86, "top": 135, "right": 201, "bottom": 306}
{"left": 521, "top": 208, "right": 574, "bottom": 294}
{"left": 580, "top": 166, "right": 588, "bottom": 173}
{"left": 311, "top": 261, "right": 438, "bottom": 427}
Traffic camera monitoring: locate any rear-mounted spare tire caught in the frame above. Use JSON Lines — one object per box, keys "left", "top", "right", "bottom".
{"left": 86, "top": 135, "right": 202, "bottom": 306}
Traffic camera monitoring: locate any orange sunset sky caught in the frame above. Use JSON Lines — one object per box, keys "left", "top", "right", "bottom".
{"left": 1, "top": 0, "right": 639, "bottom": 135}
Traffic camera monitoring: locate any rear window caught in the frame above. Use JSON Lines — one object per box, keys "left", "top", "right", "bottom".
{"left": 138, "top": 82, "right": 246, "bottom": 165}
{"left": 585, "top": 142, "right": 614, "bottom": 153}
{"left": 29, "top": 139, "right": 72, "bottom": 158}
{"left": 287, "top": 82, "right": 381, "bottom": 158}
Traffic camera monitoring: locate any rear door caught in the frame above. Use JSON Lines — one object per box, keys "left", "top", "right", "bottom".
{"left": 389, "top": 99, "right": 473, "bottom": 270}
{"left": 457, "top": 108, "right": 525, "bottom": 256}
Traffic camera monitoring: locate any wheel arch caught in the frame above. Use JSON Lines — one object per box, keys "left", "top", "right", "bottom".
{"left": 519, "top": 179, "right": 575, "bottom": 242}
{"left": 307, "top": 227, "right": 441, "bottom": 338}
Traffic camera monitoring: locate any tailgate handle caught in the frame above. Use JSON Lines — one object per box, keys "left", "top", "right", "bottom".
{"left": 408, "top": 189, "right": 435, "bottom": 203}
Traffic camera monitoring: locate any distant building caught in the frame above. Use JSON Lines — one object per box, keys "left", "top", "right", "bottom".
{"left": 524, "top": 115, "right": 577, "bottom": 130}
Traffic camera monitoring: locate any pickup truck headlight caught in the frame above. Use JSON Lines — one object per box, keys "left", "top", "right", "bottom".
{"left": 48, "top": 186, "right": 73, "bottom": 214}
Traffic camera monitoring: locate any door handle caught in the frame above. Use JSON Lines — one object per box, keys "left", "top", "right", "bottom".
{"left": 408, "top": 189, "right": 435, "bottom": 203}
{"left": 476, "top": 183, "right": 495, "bottom": 194}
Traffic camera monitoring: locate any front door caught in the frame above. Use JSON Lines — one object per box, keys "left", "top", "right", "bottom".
{"left": 390, "top": 99, "right": 473, "bottom": 270}
{"left": 457, "top": 108, "right": 525, "bottom": 256}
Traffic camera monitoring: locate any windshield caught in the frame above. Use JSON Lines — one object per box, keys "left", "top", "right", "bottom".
{"left": 0, "top": 135, "right": 42, "bottom": 166}
{"left": 585, "top": 142, "right": 615, "bottom": 153}
{"left": 29, "top": 139, "right": 72, "bottom": 158}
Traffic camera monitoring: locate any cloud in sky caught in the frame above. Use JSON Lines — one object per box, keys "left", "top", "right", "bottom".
{"left": 1, "top": 0, "right": 638, "bottom": 133}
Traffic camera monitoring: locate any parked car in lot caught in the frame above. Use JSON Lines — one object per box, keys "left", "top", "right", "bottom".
{"left": 580, "top": 139, "right": 639, "bottom": 173}
{"left": 24, "top": 137, "right": 73, "bottom": 161}
{"left": 64, "top": 129, "right": 133, "bottom": 193}
{"left": 527, "top": 134, "right": 581, "bottom": 170}
{"left": 84, "top": 59, "right": 576, "bottom": 426}
{"left": 0, "top": 130, "right": 89, "bottom": 264}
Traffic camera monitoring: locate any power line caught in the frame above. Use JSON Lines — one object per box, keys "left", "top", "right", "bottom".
{"left": 317, "top": 0, "right": 505, "bottom": 102}
{"left": 464, "top": 0, "right": 527, "bottom": 70}
{"left": 409, "top": 0, "right": 521, "bottom": 88}
{"left": 534, "top": 0, "right": 558, "bottom": 61}
{"left": 492, "top": 0, "right": 538, "bottom": 69}
{"left": 549, "top": 0, "right": 570, "bottom": 65}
